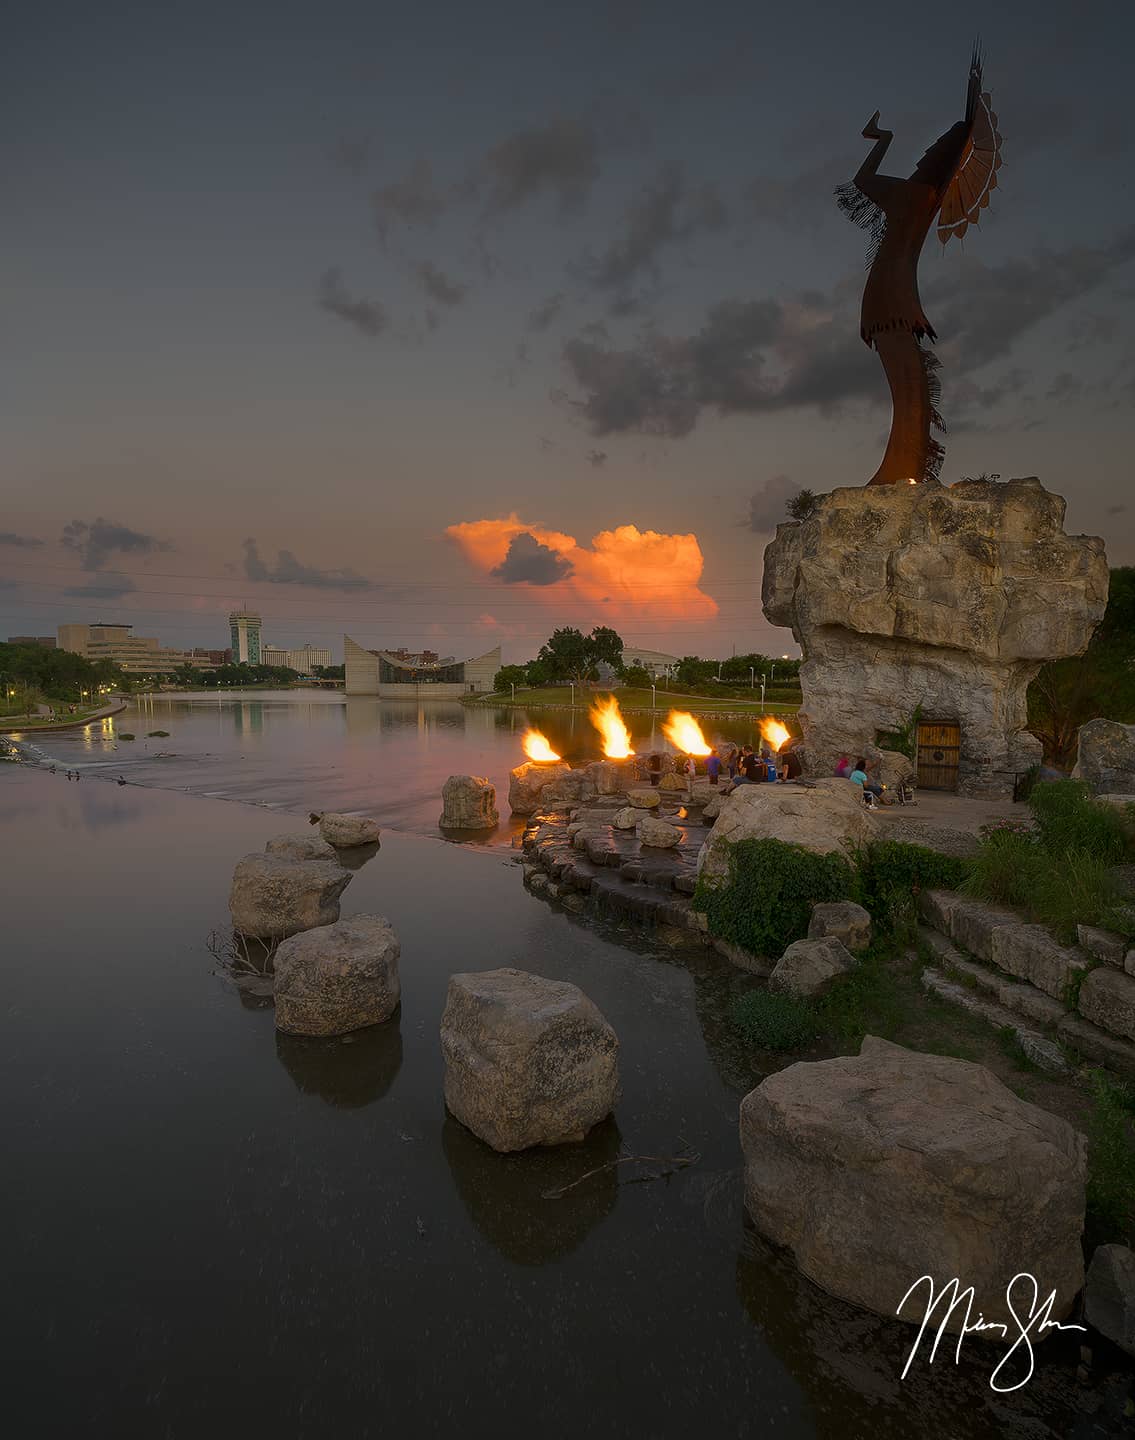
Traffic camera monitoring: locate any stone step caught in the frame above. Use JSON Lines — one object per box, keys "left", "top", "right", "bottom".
{"left": 918, "top": 926, "right": 1069, "bottom": 1028}
{"left": 919, "top": 963, "right": 1069, "bottom": 1074}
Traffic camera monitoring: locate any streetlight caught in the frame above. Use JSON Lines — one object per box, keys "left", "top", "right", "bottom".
{"left": 749, "top": 666, "right": 755, "bottom": 688}
{"left": 760, "top": 675, "right": 766, "bottom": 708}
{"left": 651, "top": 683, "right": 657, "bottom": 710}
{"left": 770, "top": 663, "right": 776, "bottom": 685}
{"left": 570, "top": 682, "right": 575, "bottom": 708}
{"left": 510, "top": 682, "right": 515, "bottom": 702}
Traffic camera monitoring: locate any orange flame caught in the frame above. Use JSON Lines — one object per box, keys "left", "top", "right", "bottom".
{"left": 589, "top": 695, "right": 635, "bottom": 758}
{"left": 760, "top": 717, "right": 791, "bottom": 753}
{"left": 662, "top": 710, "right": 712, "bottom": 756}
{"left": 522, "top": 729, "right": 561, "bottom": 763}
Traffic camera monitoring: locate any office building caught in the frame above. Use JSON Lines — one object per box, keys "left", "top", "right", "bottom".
{"left": 344, "top": 635, "right": 499, "bottom": 696}
{"left": 56, "top": 623, "right": 207, "bottom": 674}
{"left": 228, "top": 611, "right": 262, "bottom": 665}
{"left": 619, "top": 645, "right": 680, "bottom": 678}
{"left": 260, "top": 643, "right": 333, "bottom": 672}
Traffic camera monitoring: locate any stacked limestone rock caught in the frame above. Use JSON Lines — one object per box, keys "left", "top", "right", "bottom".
{"left": 230, "top": 849, "right": 353, "bottom": 941}
{"left": 440, "top": 775, "right": 499, "bottom": 830}
{"left": 274, "top": 915, "right": 401, "bottom": 1037}
{"left": 309, "top": 811, "right": 382, "bottom": 848}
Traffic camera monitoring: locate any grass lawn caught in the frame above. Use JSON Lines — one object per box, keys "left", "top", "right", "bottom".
{"left": 465, "top": 685, "right": 800, "bottom": 715}
{"left": 0, "top": 704, "right": 110, "bottom": 730}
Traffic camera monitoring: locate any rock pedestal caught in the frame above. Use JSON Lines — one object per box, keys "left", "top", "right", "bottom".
{"left": 440, "top": 968, "right": 620, "bottom": 1152}
{"left": 740, "top": 1036, "right": 1086, "bottom": 1330}
{"left": 697, "top": 777, "right": 875, "bottom": 880}
{"left": 508, "top": 761, "right": 573, "bottom": 815}
{"left": 273, "top": 914, "right": 401, "bottom": 1036}
{"left": 762, "top": 478, "right": 1108, "bottom": 796}
{"left": 314, "top": 812, "right": 382, "bottom": 848}
{"left": 440, "top": 774, "right": 499, "bottom": 829}
{"left": 229, "top": 854, "right": 353, "bottom": 940}
{"left": 1073, "top": 719, "right": 1135, "bottom": 795}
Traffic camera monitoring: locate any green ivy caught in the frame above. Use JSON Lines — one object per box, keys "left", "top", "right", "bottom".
{"left": 855, "top": 841, "right": 968, "bottom": 932}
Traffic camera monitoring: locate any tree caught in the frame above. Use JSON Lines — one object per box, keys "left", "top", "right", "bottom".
{"left": 1027, "top": 567, "right": 1135, "bottom": 766}
{"left": 536, "top": 626, "right": 625, "bottom": 685}
{"left": 172, "top": 663, "right": 198, "bottom": 687}
{"left": 494, "top": 665, "right": 528, "bottom": 692}
{"left": 588, "top": 626, "right": 624, "bottom": 670}
{"left": 787, "top": 488, "right": 819, "bottom": 521}
{"left": 524, "top": 658, "right": 552, "bottom": 686}
{"left": 622, "top": 664, "right": 652, "bottom": 688}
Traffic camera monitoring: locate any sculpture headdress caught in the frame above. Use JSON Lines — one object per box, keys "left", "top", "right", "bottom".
{"left": 936, "top": 64, "right": 1003, "bottom": 242}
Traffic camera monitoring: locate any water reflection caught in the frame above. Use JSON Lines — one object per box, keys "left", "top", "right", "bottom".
{"left": 442, "top": 1113, "right": 622, "bottom": 1265}
{"left": 275, "top": 1021, "right": 404, "bottom": 1109}
{"left": 336, "top": 840, "right": 382, "bottom": 872}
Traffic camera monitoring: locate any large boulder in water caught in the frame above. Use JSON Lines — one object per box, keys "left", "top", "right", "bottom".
{"left": 273, "top": 914, "right": 400, "bottom": 1036}
{"left": 313, "top": 812, "right": 382, "bottom": 848}
{"left": 441, "top": 967, "right": 620, "bottom": 1153}
{"left": 229, "top": 854, "right": 352, "bottom": 940}
{"left": 739, "top": 1036, "right": 1086, "bottom": 1331}
{"left": 697, "top": 776, "right": 875, "bottom": 880}
{"left": 265, "top": 833, "right": 338, "bottom": 861}
{"left": 440, "top": 774, "right": 499, "bottom": 830}
{"left": 508, "top": 761, "right": 572, "bottom": 815}
{"left": 1073, "top": 719, "right": 1135, "bottom": 795}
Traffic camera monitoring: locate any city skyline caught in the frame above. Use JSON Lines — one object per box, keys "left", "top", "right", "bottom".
{"left": 4, "top": 0, "right": 1134, "bottom": 662}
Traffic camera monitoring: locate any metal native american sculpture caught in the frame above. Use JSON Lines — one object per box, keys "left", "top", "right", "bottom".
{"left": 837, "top": 48, "right": 1003, "bottom": 485}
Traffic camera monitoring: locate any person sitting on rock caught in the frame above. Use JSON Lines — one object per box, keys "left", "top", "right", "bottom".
{"left": 779, "top": 744, "right": 804, "bottom": 783}
{"left": 849, "top": 757, "right": 883, "bottom": 804}
{"left": 835, "top": 754, "right": 851, "bottom": 778}
{"left": 740, "top": 747, "right": 763, "bottom": 784}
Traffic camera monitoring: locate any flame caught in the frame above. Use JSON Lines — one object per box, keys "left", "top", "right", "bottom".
{"left": 662, "top": 710, "right": 712, "bottom": 756}
{"left": 760, "top": 717, "right": 791, "bottom": 753}
{"left": 589, "top": 695, "right": 635, "bottom": 758}
{"left": 522, "top": 729, "right": 561, "bottom": 763}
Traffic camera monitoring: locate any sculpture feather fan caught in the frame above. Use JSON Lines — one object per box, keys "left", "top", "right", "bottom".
{"left": 937, "top": 90, "right": 1003, "bottom": 243}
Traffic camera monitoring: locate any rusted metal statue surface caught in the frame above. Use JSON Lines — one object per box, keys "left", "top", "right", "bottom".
{"left": 838, "top": 50, "right": 1003, "bottom": 485}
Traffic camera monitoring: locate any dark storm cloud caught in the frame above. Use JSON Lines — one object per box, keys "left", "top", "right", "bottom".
{"left": 317, "top": 267, "right": 388, "bottom": 338}
{"left": 576, "top": 164, "right": 730, "bottom": 298}
{"left": 744, "top": 155, "right": 857, "bottom": 228}
{"left": 479, "top": 120, "right": 599, "bottom": 214}
{"left": 585, "top": 449, "right": 608, "bottom": 468}
{"left": 526, "top": 292, "right": 565, "bottom": 332}
{"left": 372, "top": 160, "right": 444, "bottom": 246}
{"left": 748, "top": 475, "right": 804, "bottom": 533}
{"left": 61, "top": 518, "right": 171, "bottom": 570}
{"left": 0, "top": 532, "right": 44, "bottom": 548}
{"left": 242, "top": 539, "right": 370, "bottom": 590}
{"left": 489, "top": 533, "right": 573, "bottom": 586}
{"left": 63, "top": 572, "right": 137, "bottom": 600}
{"left": 1046, "top": 372, "right": 1084, "bottom": 403}
{"left": 415, "top": 261, "right": 467, "bottom": 307}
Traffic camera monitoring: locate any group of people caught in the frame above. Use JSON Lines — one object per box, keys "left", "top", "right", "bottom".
{"left": 835, "top": 754, "right": 886, "bottom": 806}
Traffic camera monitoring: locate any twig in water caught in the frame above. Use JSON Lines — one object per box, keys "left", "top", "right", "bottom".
{"left": 542, "top": 1144, "right": 700, "bottom": 1200}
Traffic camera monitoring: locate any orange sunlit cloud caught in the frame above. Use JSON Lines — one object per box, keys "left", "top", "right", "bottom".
{"left": 446, "top": 514, "right": 718, "bottom": 623}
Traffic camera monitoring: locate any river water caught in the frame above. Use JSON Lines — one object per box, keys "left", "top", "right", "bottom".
{"left": 2, "top": 698, "right": 1127, "bottom": 1437}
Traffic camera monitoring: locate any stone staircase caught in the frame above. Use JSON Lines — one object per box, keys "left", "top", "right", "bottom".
{"left": 917, "top": 890, "right": 1135, "bottom": 1081}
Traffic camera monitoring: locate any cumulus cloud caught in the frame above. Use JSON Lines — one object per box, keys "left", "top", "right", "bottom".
{"left": 446, "top": 514, "right": 718, "bottom": 625}
{"left": 317, "top": 267, "right": 388, "bottom": 338}
{"left": 748, "top": 475, "right": 804, "bottom": 533}
{"left": 0, "top": 532, "right": 44, "bottom": 547}
{"left": 242, "top": 538, "right": 370, "bottom": 589}
{"left": 372, "top": 160, "right": 444, "bottom": 246}
{"left": 489, "top": 532, "right": 574, "bottom": 585}
{"left": 61, "top": 518, "right": 171, "bottom": 570}
{"left": 478, "top": 120, "right": 599, "bottom": 213}
{"left": 415, "top": 261, "right": 467, "bottom": 307}
{"left": 63, "top": 572, "right": 137, "bottom": 600}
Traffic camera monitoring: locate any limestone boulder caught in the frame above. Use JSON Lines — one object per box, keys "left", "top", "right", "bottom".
{"left": 866, "top": 746, "right": 915, "bottom": 791}
{"left": 584, "top": 760, "right": 635, "bottom": 795}
{"left": 441, "top": 968, "right": 620, "bottom": 1152}
{"left": 701, "top": 793, "right": 724, "bottom": 820}
{"left": 315, "top": 812, "right": 382, "bottom": 848}
{"left": 229, "top": 854, "right": 352, "bottom": 940}
{"left": 1083, "top": 1245, "right": 1135, "bottom": 1357}
{"left": 273, "top": 914, "right": 400, "bottom": 1037}
{"left": 659, "top": 773, "right": 687, "bottom": 792}
{"left": 989, "top": 923, "right": 1091, "bottom": 1000}
{"left": 265, "top": 833, "right": 338, "bottom": 861}
{"left": 611, "top": 807, "right": 638, "bottom": 830}
{"left": 770, "top": 936, "right": 856, "bottom": 997}
{"left": 627, "top": 788, "right": 661, "bottom": 809}
{"left": 638, "top": 816, "right": 681, "bottom": 849}
{"left": 739, "top": 1036, "right": 1086, "bottom": 1330}
{"left": 697, "top": 776, "right": 875, "bottom": 881}
{"left": 440, "top": 774, "right": 499, "bottom": 830}
{"left": 508, "top": 761, "right": 572, "bottom": 815}
{"left": 762, "top": 478, "right": 1108, "bottom": 796}
{"left": 808, "top": 901, "right": 872, "bottom": 953}
{"left": 1078, "top": 967, "right": 1135, "bottom": 1043}
{"left": 1074, "top": 719, "right": 1135, "bottom": 795}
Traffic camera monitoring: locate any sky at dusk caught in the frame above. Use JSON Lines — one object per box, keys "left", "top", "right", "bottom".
{"left": 4, "top": 0, "right": 1134, "bottom": 663}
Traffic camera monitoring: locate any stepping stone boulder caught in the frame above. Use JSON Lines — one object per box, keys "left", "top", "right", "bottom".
{"left": 769, "top": 936, "right": 855, "bottom": 998}
{"left": 638, "top": 815, "right": 681, "bottom": 849}
{"left": 229, "top": 854, "right": 352, "bottom": 941}
{"left": 740, "top": 1036, "right": 1087, "bottom": 1332}
{"left": 808, "top": 900, "right": 872, "bottom": 954}
{"left": 627, "top": 789, "right": 661, "bottom": 809}
{"left": 265, "top": 833, "right": 338, "bottom": 861}
{"left": 1083, "top": 1244, "right": 1135, "bottom": 1357}
{"left": 313, "top": 812, "right": 382, "bottom": 848}
{"left": 440, "top": 968, "right": 619, "bottom": 1153}
{"left": 701, "top": 793, "right": 724, "bottom": 820}
{"left": 508, "top": 761, "right": 572, "bottom": 815}
{"left": 611, "top": 807, "right": 638, "bottom": 830}
{"left": 273, "top": 914, "right": 401, "bottom": 1037}
{"left": 440, "top": 774, "right": 499, "bottom": 830}
{"left": 659, "top": 773, "right": 686, "bottom": 792}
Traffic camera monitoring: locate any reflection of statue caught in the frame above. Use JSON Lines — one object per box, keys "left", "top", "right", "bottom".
{"left": 441, "top": 1114, "right": 621, "bottom": 1265}
{"left": 275, "top": 1023, "right": 402, "bottom": 1108}
{"left": 837, "top": 48, "right": 1003, "bottom": 485}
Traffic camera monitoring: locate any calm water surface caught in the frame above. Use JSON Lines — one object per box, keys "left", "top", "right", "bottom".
{"left": 18, "top": 691, "right": 768, "bottom": 840}
{"left": 2, "top": 720, "right": 1128, "bottom": 1437}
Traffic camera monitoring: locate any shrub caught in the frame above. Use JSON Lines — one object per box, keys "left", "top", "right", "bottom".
{"left": 693, "top": 838, "right": 856, "bottom": 958}
{"left": 856, "top": 841, "right": 967, "bottom": 931}
{"left": 1085, "top": 1070, "right": 1135, "bottom": 1248}
{"left": 1028, "top": 779, "right": 1128, "bottom": 862}
{"left": 875, "top": 705, "right": 923, "bottom": 762}
{"left": 731, "top": 989, "right": 819, "bottom": 1051}
{"left": 962, "top": 829, "right": 1045, "bottom": 910}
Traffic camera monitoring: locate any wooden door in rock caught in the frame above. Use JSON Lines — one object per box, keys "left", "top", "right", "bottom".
{"left": 916, "top": 720, "right": 960, "bottom": 791}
